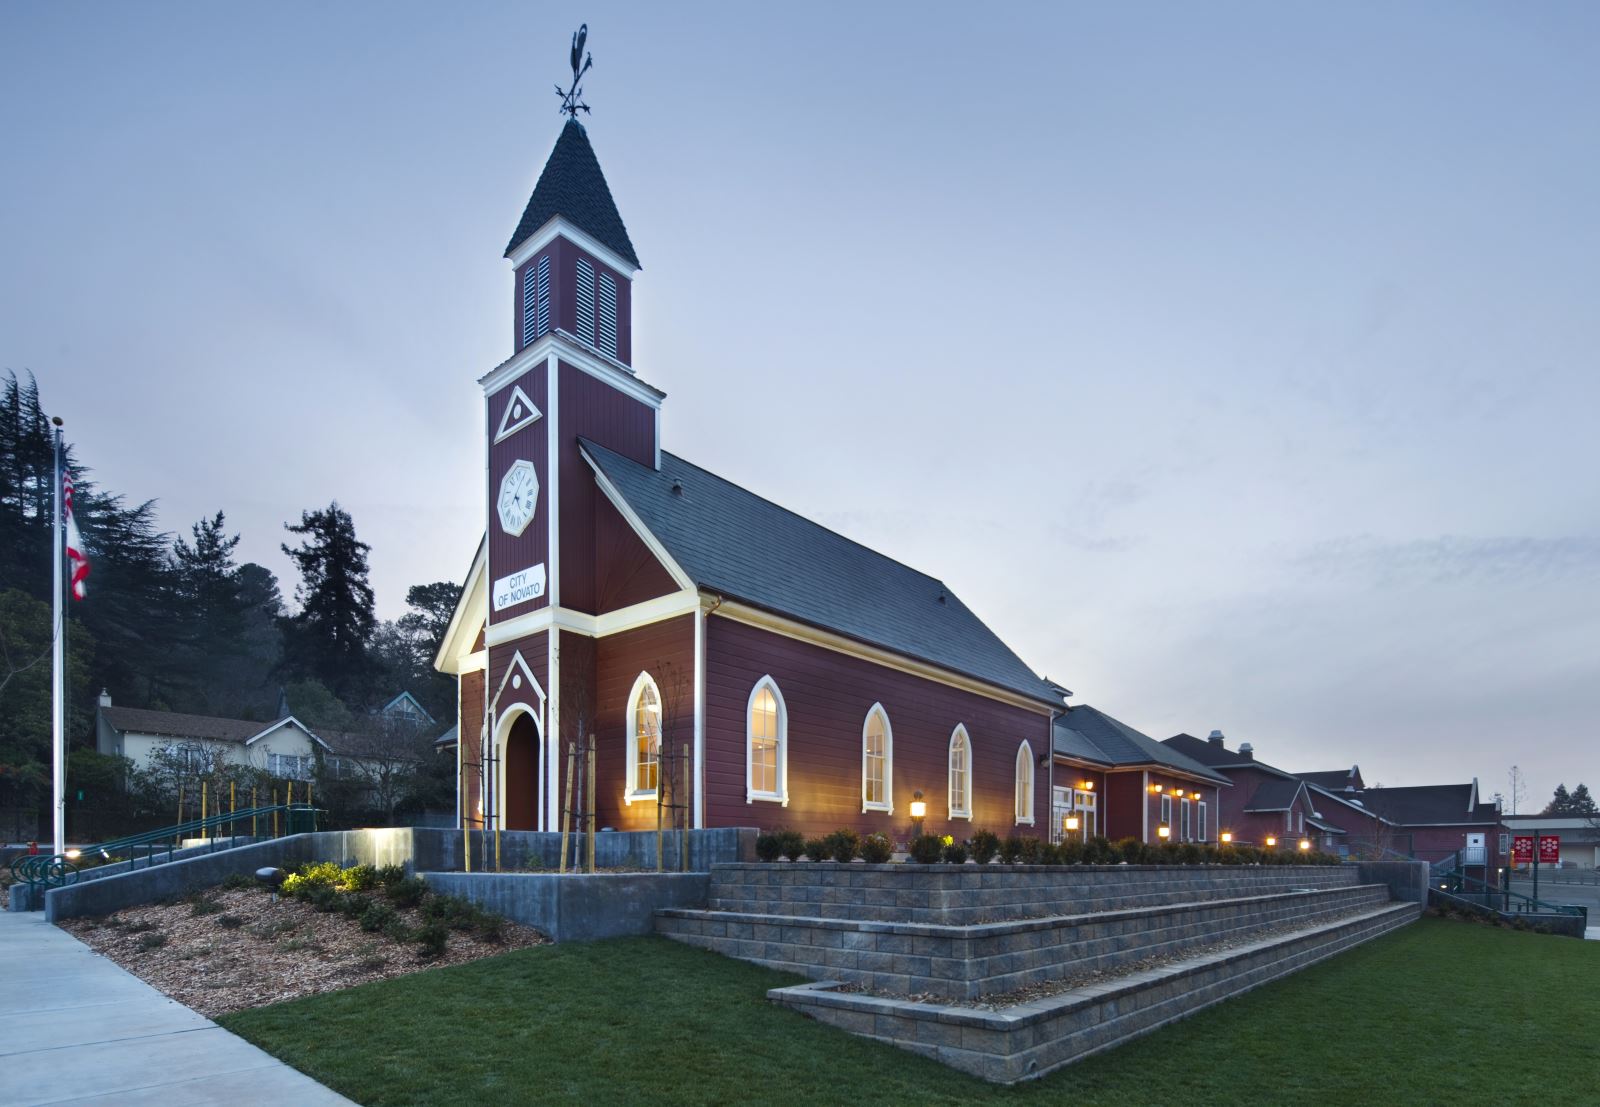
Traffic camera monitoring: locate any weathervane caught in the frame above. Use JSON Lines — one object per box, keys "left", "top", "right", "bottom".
{"left": 556, "top": 24, "right": 593, "bottom": 117}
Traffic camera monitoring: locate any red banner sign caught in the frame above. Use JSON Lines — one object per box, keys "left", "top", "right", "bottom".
{"left": 1512, "top": 836, "right": 1534, "bottom": 864}
{"left": 1539, "top": 835, "right": 1561, "bottom": 865}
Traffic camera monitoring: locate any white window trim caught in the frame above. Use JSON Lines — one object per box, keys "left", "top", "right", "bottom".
{"left": 1161, "top": 794, "right": 1173, "bottom": 831}
{"left": 1198, "top": 801, "right": 1208, "bottom": 843}
{"left": 623, "top": 670, "right": 662, "bottom": 805}
{"left": 1014, "top": 740, "right": 1035, "bottom": 826}
{"left": 1181, "top": 797, "right": 1192, "bottom": 841}
{"left": 745, "top": 676, "right": 788, "bottom": 806}
{"left": 947, "top": 724, "right": 973, "bottom": 820}
{"left": 860, "top": 703, "right": 894, "bottom": 814}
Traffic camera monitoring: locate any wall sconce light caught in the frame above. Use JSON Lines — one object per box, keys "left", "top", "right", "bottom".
{"left": 910, "top": 790, "right": 926, "bottom": 835}
{"left": 1191, "top": 792, "right": 1201, "bottom": 801}
{"left": 1157, "top": 823, "right": 1171, "bottom": 840}
{"left": 1298, "top": 838, "right": 1311, "bottom": 852}
{"left": 1220, "top": 831, "right": 1233, "bottom": 844}
{"left": 1265, "top": 835, "right": 1277, "bottom": 848}
{"left": 1081, "top": 780, "right": 1095, "bottom": 791}
{"left": 1150, "top": 784, "right": 1162, "bottom": 794}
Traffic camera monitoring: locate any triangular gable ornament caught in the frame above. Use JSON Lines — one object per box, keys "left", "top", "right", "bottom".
{"left": 494, "top": 385, "right": 543, "bottom": 443}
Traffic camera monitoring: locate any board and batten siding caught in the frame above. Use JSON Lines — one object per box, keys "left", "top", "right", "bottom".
{"left": 592, "top": 615, "right": 696, "bottom": 831}
{"left": 487, "top": 364, "right": 549, "bottom": 625}
{"left": 702, "top": 615, "right": 1052, "bottom": 840}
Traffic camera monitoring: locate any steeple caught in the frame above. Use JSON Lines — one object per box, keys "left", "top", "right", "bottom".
{"left": 505, "top": 118, "right": 640, "bottom": 270}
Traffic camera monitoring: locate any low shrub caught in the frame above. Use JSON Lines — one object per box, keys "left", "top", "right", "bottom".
{"left": 1036, "top": 842, "right": 1062, "bottom": 865}
{"left": 216, "top": 914, "right": 244, "bottom": 930}
{"left": 824, "top": 828, "right": 860, "bottom": 864}
{"left": 942, "top": 841, "right": 968, "bottom": 864}
{"left": 424, "top": 893, "right": 485, "bottom": 932}
{"left": 281, "top": 861, "right": 344, "bottom": 899}
{"left": 219, "top": 873, "right": 256, "bottom": 892}
{"left": 374, "top": 864, "right": 407, "bottom": 887}
{"left": 414, "top": 921, "right": 449, "bottom": 959}
{"left": 385, "top": 877, "right": 428, "bottom": 908}
{"left": 969, "top": 829, "right": 1000, "bottom": 865}
{"left": 1018, "top": 837, "right": 1043, "bottom": 865}
{"left": 477, "top": 913, "right": 508, "bottom": 943}
{"left": 339, "top": 893, "right": 373, "bottom": 920}
{"left": 776, "top": 828, "right": 807, "bottom": 862}
{"left": 997, "top": 836, "right": 1025, "bottom": 865}
{"left": 308, "top": 886, "right": 340, "bottom": 913}
{"left": 382, "top": 915, "right": 412, "bottom": 943}
{"left": 360, "top": 902, "right": 398, "bottom": 934}
{"left": 907, "top": 834, "right": 945, "bottom": 865}
{"left": 340, "top": 865, "right": 380, "bottom": 893}
{"left": 1179, "top": 842, "right": 1203, "bottom": 865}
{"left": 803, "top": 837, "right": 830, "bottom": 863}
{"left": 859, "top": 833, "right": 894, "bottom": 864}
{"left": 1113, "top": 837, "right": 1145, "bottom": 864}
{"left": 754, "top": 831, "right": 782, "bottom": 863}
{"left": 189, "top": 895, "right": 223, "bottom": 917}
{"left": 137, "top": 931, "right": 167, "bottom": 951}
{"left": 1058, "top": 839, "right": 1086, "bottom": 865}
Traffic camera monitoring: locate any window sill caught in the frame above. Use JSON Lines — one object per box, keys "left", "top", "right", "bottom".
{"left": 1014, "top": 816, "right": 1036, "bottom": 826}
{"left": 747, "top": 792, "right": 788, "bottom": 807}
{"left": 948, "top": 810, "right": 972, "bottom": 821}
{"left": 623, "top": 790, "right": 659, "bottom": 806}
{"left": 862, "top": 803, "right": 894, "bottom": 815}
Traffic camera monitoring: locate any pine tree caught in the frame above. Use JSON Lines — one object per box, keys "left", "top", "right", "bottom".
{"left": 170, "top": 513, "right": 283, "bottom": 716}
{"left": 280, "top": 503, "right": 376, "bottom": 702}
{"left": 1544, "top": 784, "right": 1572, "bottom": 816}
{"left": 1569, "top": 783, "right": 1596, "bottom": 816}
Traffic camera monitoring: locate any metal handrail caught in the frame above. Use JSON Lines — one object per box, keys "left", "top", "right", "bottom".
{"left": 1436, "top": 867, "right": 1584, "bottom": 917}
{"left": 9, "top": 804, "right": 319, "bottom": 889}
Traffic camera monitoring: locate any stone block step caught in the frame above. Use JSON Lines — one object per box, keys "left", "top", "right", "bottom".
{"left": 658, "top": 882, "right": 1392, "bottom": 1000}
{"left": 768, "top": 901, "right": 1421, "bottom": 1083}
{"left": 706, "top": 863, "right": 1359, "bottom": 924}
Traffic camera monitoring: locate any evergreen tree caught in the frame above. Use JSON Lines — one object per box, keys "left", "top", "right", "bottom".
{"left": 1569, "top": 783, "right": 1596, "bottom": 816}
{"left": 169, "top": 513, "right": 283, "bottom": 716}
{"left": 280, "top": 503, "right": 376, "bottom": 701}
{"left": 369, "top": 581, "right": 462, "bottom": 722}
{"left": 1544, "top": 783, "right": 1573, "bottom": 816}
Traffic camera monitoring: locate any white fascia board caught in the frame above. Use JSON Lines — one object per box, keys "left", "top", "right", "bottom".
{"left": 480, "top": 332, "right": 664, "bottom": 410}
{"left": 485, "top": 591, "right": 700, "bottom": 648}
{"left": 244, "top": 716, "right": 332, "bottom": 752}
{"left": 713, "top": 600, "right": 1056, "bottom": 717}
{"left": 434, "top": 540, "right": 488, "bottom": 675}
{"left": 507, "top": 215, "right": 639, "bottom": 280}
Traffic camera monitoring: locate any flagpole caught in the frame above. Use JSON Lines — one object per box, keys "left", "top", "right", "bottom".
{"left": 51, "top": 416, "right": 66, "bottom": 858}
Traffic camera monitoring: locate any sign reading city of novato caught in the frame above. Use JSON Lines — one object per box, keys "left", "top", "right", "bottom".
{"left": 492, "top": 563, "right": 547, "bottom": 611}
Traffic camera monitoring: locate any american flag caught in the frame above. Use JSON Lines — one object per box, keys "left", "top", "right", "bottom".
{"left": 63, "top": 473, "right": 89, "bottom": 600}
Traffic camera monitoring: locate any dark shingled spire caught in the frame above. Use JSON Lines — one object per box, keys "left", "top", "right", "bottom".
{"left": 505, "top": 118, "right": 640, "bottom": 268}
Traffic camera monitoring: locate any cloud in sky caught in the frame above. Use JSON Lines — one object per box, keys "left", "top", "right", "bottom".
{"left": 1, "top": 2, "right": 1596, "bottom": 806}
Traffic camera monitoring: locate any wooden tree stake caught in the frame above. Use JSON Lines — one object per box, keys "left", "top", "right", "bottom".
{"left": 586, "top": 738, "right": 597, "bottom": 874}
{"left": 561, "top": 741, "right": 576, "bottom": 874}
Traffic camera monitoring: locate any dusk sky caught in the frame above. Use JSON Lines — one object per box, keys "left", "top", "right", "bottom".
{"left": 3, "top": 3, "right": 1595, "bottom": 808}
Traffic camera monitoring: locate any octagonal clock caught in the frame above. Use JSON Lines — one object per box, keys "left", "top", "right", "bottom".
{"left": 497, "top": 459, "right": 540, "bottom": 537}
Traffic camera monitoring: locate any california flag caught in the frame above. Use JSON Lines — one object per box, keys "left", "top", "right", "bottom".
{"left": 64, "top": 473, "right": 89, "bottom": 600}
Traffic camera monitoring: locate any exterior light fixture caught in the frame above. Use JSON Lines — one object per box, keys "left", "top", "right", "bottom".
{"left": 1220, "top": 831, "right": 1233, "bottom": 844}
{"left": 1065, "top": 814, "right": 1081, "bottom": 832}
{"left": 1081, "top": 780, "right": 1095, "bottom": 791}
{"left": 910, "top": 790, "right": 926, "bottom": 836}
{"left": 1157, "top": 823, "right": 1171, "bottom": 840}
{"left": 1151, "top": 784, "right": 1162, "bottom": 794}
{"left": 1265, "top": 836, "right": 1277, "bottom": 848}
{"left": 64, "top": 849, "right": 81, "bottom": 860}
{"left": 1191, "top": 792, "right": 1201, "bottom": 801}
{"left": 1298, "top": 839, "right": 1311, "bottom": 852}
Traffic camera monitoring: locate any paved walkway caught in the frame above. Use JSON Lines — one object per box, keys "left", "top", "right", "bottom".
{"left": 0, "top": 909, "right": 352, "bottom": 1106}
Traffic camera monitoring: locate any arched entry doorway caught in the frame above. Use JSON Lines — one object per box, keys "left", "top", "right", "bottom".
{"left": 504, "top": 712, "right": 540, "bottom": 830}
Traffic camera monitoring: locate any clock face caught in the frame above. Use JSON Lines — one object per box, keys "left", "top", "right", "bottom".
{"left": 497, "top": 459, "right": 540, "bottom": 537}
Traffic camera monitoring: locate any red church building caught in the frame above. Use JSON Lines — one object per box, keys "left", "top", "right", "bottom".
{"left": 433, "top": 118, "right": 1065, "bottom": 843}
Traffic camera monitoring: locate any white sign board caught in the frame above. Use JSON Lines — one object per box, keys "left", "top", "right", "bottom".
{"left": 492, "top": 563, "right": 547, "bottom": 612}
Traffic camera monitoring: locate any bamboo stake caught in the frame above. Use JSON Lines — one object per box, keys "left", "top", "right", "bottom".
{"left": 177, "top": 783, "right": 184, "bottom": 831}
{"left": 681, "top": 743, "right": 691, "bottom": 872}
{"left": 656, "top": 751, "right": 664, "bottom": 872}
{"left": 561, "top": 742, "right": 575, "bottom": 874}
{"left": 251, "top": 786, "right": 258, "bottom": 837}
{"left": 272, "top": 787, "right": 279, "bottom": 837}
{"left": 201, "top": 780, "right": 207, "bottom": 840}
{"left": 586, "top": 738, "right": 597, "bottom": 874}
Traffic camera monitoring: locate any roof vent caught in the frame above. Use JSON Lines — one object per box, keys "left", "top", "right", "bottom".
{"left": 671, "top": 479, "right": 683, "bottom": 495}
{"left": 1207, "top": 729, "right": 1225, "bottom": 746}
{"left": 1238, "top": 742, "right": 1254, "bottom": 759}
{"left": 936, "top": 590, "right": 947, "bottom": 605}
{"left": 98, "top": 688, "right": 112, "bottom": 708}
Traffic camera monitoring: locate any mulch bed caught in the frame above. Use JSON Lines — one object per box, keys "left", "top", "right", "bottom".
{"left": 60, "top": 887, "right": 548, "bottom": 1019}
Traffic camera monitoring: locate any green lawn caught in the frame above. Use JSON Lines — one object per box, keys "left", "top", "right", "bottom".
{"left": 220, "top": 918, "right": 1597, "bottom": 1106}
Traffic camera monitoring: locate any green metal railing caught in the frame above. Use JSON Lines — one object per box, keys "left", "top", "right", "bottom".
{"left": 1436, "top": 866, "right": 1586, "bottom": 920}
{"left": 9, "top": 803, "right": 320, "bottom": 889}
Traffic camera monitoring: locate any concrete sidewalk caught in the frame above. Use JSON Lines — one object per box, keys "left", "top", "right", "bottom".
{"left": 0, "top": 909, "right": 353, "bottom": 1106}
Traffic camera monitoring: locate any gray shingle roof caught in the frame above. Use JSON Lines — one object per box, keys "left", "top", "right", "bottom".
{"left": 1359, "top": 785, "right": 1496, "bottom": 826}
{"left": 1299, "top": 769, "right": 1359, "bottom": 791}
{"left": 506, "top": 119, "right": 640, "bottom": 267}
{"left": 100, "top": 706, "right": 266, "bottom": 744}
{"left": 1243, "top": 778, "right": 1307, "bottom": 812}
{"left": 582, "top": 439, "right": 1059, "bottom": 706}
{"left": 1053, "top": 706, "right": 1230, "bottom": 784}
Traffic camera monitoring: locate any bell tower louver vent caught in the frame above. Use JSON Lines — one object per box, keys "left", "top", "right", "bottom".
{"left": 576, "top": 258, "right": 597, "bottom": 345}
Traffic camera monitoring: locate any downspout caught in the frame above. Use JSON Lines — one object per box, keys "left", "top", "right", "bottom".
{"left": 694, "top": 593, "right": 724, "bottom": 830}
